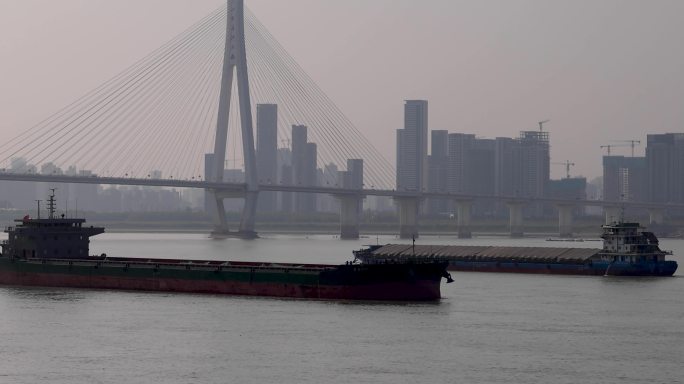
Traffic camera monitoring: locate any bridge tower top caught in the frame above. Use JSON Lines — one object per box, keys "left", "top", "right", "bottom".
{"left": 213, "top": 0, "right": 257, "bottom": 191}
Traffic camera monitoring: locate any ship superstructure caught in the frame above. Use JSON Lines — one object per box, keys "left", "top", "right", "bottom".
{"left": 2, "top": 190, "right": 104, "bottom": 260}
{"left": 591, "top": 220, "right": 677, "bottom": 276}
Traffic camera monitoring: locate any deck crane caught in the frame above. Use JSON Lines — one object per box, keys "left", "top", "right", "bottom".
{"left": 552, "top": 160, "right": 576, "bottom": 179}
{"left": 538, "top": 119, "right": 550, "bottom": 132}
{"left": 611, "top": 140, "right": 641, "bottom": 157}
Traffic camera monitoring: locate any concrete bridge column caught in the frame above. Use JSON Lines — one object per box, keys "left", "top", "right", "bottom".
{"left": 338, "top": 195, "right": 362, "bottom": 240}
{"left": 557, "top": 204, "right": 575, "bottom": 238}
{"left": 211, "top": 189, "right": 258, "bottom": 239}
{"left": 212, "top": 192, "right": 229, "bottom": 232}
{"left": 238, "top": 191, "right": 259, "bottom": 239}
{"left": 604, "top": 206, "right": 621, "bottom": 224}
{"left": 648, "top": 208, "right": 664, "bottom": 225}
{"left": 396, "top": 197, "right": 419, "bottom": 239}
{"left": 507, "top": 202, "right": 525, "bottom": 238}
{"left": 454, "top": 199, "right": 472, "bottom": 239}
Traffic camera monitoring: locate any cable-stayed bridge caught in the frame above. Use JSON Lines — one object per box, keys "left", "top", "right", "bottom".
{"left": 0, "top": 0, "right": 679, "bottom": 239}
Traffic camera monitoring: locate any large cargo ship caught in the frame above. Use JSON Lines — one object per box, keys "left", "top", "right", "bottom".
{"left": 0, "top": 192, "right": 452, "bottom": 301}
{"left": 355, "top": 221, "right": 678, "bottom": 276}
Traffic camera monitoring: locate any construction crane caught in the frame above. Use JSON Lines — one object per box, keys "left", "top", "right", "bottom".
{"left": 538, "top": 119, "right": 550, "bottom": 132}
{"left": 600, "top": 144, "right": 631, "bottom": 155}
{"left": 552, "top": 160, "right": 575, "bottom": 179}
{"left": 611, "top": 140, "right": 641, "bottom": 157}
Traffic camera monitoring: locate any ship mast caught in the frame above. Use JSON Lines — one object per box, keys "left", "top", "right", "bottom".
{"left": 47, "top": 188, "right": 57, "bottom": 219}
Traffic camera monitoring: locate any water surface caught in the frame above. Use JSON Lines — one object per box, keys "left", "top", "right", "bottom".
{"left": 0, "top": 233, "right": 682, "bottom": 383}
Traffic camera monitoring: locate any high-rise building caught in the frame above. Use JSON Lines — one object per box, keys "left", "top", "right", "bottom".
{"left": 447, "top": 133, "right": 475, "bottom": 194}
{"left": 517, "top": 130, "right": 550, "bottom": 216}
{"left": 396, "top": 100, "right": 428, "bottom": 192}
{"left": 494, "top": 137, "right": 519, "bottom": 198}
{"left": 603, "top": 156, "right": 646, "bottom": 202}
{"left": 345, "top": 159, "right": 364, "bottom": 190}
{"left": 343, "top": 159, "right": 364, "bottom": 215}
{"left": 445, "top": 134, "right": 496, "bottom": 215}
{"left": 277, "top": 148, "right": 292, "bottom": 213}
{"left": 317, "top": 163, "right": 339, "bottom": 213}
{"left": 517, "top": 130, "right": 550, "bottom": 199}
{"left": 256, "top": 104, "right": 278, "bottom": 212}
{"left": 291, "top": 125, "right": 317, "bottom": 213}
{"left": 646, "top": 133, "right": 684, "bottom": 204}
{"left": 427, "top": 130, "right": 448, "bottom": 215}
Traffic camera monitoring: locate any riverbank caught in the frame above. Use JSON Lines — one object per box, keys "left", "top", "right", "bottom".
{"left": 1, "top": 209, "right": 682, "bottom": 238}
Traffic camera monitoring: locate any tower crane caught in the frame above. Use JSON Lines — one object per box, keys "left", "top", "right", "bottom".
{"left": 538, "top": 119, "right": 550, "bottom": 132}
{"left": 600, "top": 144, "right": 631, "bottom": 155}
{"left": 552, "top": 160, "right": 575, "bottom": 179}
{"left": 611, "top": 140, "right": 641, "bottom": 157}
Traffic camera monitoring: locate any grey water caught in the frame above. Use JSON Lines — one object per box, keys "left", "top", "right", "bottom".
{"left": 0, "top": 233, "right": 682, "bottom": 384}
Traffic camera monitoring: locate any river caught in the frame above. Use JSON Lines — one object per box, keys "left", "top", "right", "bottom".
{"left": 0, "top": 233, "right": 682, "bottom": 383}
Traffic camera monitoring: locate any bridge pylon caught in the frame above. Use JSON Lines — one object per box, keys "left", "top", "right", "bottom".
{"left": 210, "top": 0, "right": 259, "bottom": 239}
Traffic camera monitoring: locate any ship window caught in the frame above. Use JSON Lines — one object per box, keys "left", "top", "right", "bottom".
{"left": 55, "top": 249, "right": 58, "bottom": 254}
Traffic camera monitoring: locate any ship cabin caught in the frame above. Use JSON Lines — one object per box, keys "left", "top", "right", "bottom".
{"left": 1, "top": 190, "right": 104, "bottom": 260}
{"left": 597, "top": 221, "right": 667, "bottom": 263}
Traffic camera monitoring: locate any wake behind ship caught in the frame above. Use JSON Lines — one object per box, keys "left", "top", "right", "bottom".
{"left": 0, "top": 192, "right": 452, "bottom": 301}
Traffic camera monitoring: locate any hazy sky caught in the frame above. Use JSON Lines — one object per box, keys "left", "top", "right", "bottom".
{"left": 1, "top": 0, "right": 683, "bottom": 179}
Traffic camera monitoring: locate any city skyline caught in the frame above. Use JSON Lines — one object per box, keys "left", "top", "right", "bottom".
{"left": 1, "top": 0, "right": 683, "bottom": 180}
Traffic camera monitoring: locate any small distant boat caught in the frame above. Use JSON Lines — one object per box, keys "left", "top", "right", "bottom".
{"left": 546, "top": 238, "right": 585, "bottom": 242}
{"left": 355, "top": 221, "right": 677, "bottom": 277}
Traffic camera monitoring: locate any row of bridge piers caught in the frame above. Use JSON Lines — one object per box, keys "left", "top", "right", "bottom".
{"left": 337, "top": 196, "right": 667, "bottom": 240}
{"left": 214, "top": 191, "right": 668, "bottom": 240}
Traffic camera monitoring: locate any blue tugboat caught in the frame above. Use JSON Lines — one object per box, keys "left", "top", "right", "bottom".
{"left": 591, "top": 221, "right": 678, "bottom": 276}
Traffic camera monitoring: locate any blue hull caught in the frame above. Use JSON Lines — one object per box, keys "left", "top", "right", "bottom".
{"left": 448, "top": 260, "right": 677, "bottom": 276}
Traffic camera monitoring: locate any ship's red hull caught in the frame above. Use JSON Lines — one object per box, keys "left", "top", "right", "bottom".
{"left": 0, "top": 257, "right": 445, "bottom": 301}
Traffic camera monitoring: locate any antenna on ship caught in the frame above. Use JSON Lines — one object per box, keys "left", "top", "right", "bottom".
{"left": 35, "top": 200, "right": 42, "bottom": 220}
{"left": 47, "top": 188, "right": 57, "bottom": 219}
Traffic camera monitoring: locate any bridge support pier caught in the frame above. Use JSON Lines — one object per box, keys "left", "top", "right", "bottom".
{"left": 211, "top": 190, "right": 259, "bottom": 239}
{"left": 238, "top": 191, "right": 259, "bottom": 238}
{"left": 604, "top": 206, "right": 621, "bottom": 224}
{"left": 454, "top": 199, "right": 472, "bottom": 239}
{"left": 648, "top": 208, "right": 664, "bottom": 225}
{"left": 396, "top": 197, "right": 419, "bottom": 239}
{"left": 338, "top": 195, "right": 362, "bottom": 240}
{"left": 557, "top": 204, "right": 575, "bottom": 238}
{"left": 212, "top": 193, "right": 229, "bottom": 232}
{"left": 507, "top": 202, "right": 524, "bottom": 238}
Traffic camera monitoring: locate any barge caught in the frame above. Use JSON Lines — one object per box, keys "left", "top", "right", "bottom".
{"left": 355, "top": 221, "right": 678, "bottom": 277}
{"left": 0, "top": 191, "right": 452, "bottom": 301}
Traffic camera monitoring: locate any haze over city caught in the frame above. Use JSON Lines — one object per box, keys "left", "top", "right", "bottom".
{"left": 0, "top": 3, "right": 682, "bottom": 383}
{"left": 1, "top": 0, "right": 683, "bottom": 180}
